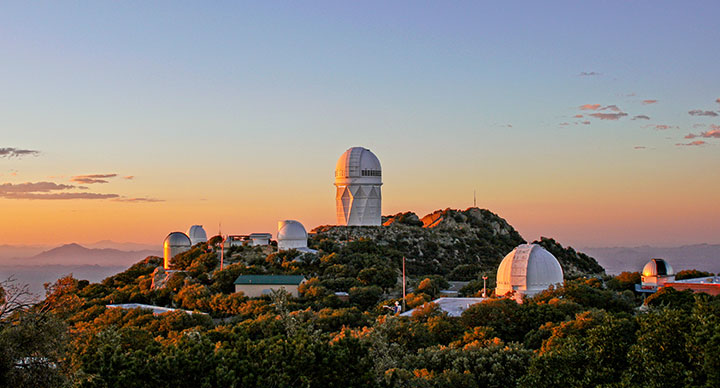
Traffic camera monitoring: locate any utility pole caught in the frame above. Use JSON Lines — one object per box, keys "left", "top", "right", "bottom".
{"left": 402, "top": 257, "right": 406, "bottom": 312}
{"left": 482, "top": 275, "right": 488, "bottom": 298}
{"left": 473, "top": 190, "right": 477, "bottom": 207}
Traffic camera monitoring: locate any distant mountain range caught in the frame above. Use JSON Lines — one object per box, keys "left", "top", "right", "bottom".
{"left": 581, "top": 244, "right": 720, "bottom": 275}
{"left": 1, "top": 243, "right": 160, "bottom": 266}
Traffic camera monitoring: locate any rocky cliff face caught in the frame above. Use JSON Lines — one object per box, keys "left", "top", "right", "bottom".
{"left": 311, "top": 207, "right": 604, "bottom": 279}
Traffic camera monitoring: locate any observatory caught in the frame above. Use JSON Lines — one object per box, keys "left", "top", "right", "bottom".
{"left": 334, "top": 147, "right": 382, "bottom": 226}
{"left": 163, "top": 232, "right": 192, "bottom": 270}
{"left": 187, "top": 225, "right": 208, "bottom": 246}
{"left": 277, "top": 220, "right": 308, "bottom": 251}
{"left": 495, "top": 244, "right": 564, "bottom": 302}
{"left": 636, "top": 258, "right": 675, "bottom": 292}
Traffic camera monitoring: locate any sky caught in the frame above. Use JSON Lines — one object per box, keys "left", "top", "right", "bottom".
{"left": 1, "top": 1, "right": 719, "bottom": 248}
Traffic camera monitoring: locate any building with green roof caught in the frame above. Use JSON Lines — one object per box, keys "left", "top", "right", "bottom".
{"left": 233, "top": 275, "right": 306, "bottom": 298}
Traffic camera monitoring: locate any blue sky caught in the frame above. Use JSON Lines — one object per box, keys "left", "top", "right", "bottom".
{"left": 1, "top": 1, "right": 719, "bottom": 246}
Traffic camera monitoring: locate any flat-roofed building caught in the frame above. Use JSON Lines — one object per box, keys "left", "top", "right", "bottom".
{"left": 233, "top": 274, "right": 306, "bottom": 298}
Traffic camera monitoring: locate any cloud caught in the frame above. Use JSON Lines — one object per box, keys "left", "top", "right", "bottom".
{"left": 581, "top": 121, "right": 591, "bottom": 125}
{"left": 651, "top": 124, "right": 677, "bottom": 130}
{"left": 676, "top": 140, "right": 706, "bottom": 147}
{"left": 599, "top": 105, "right": 621, "bottom": 112}
{"left": 634, "top": 146, "right": 647, "bottom": 150}
{"left": 716, "top": 98, "right": 720, "bottom": 104}
{"left": 632, "top": 115, "right": 650, "bottom": 120}
{"left": 0, "top": 182, "right": 73, "bottom": 193}
{"left": 579, "top": 72, "right": 601, "bottom": 76}
{"left": 573, "top": 114, "right": 584, "bottom": 118}
{"left": 589, "top": 112, "right": 628, "bottom": 120}
{"left": 123, "top": 176, "right": 134, "bottom": 180}
{"left": 559, "top": 122, "right": 570, "bottom": 126}
{"left": 111, "top": 197, "right": 164, "bottom": 203}
{"left": 688, "top": 109, "right": 719, "bottom": 117}
{"left": 692, "top": 123, "right": 706, "bottom": 128}
{"left": 682, "top": 128, "right": 720, "bottom": 139}
{"left": 0, "top": 180, "right": 120, "bottom": 200}
{"left": 642, "top": 100, "right": 658, "bottom": 104}
{"left": 0, "top": 147, "right": 40, "bottom": 158}
{"left": 2, "top": 192, "right": 119, "bottom": 200}
{"left": 579, "top": 104, "right": 601, "bottom": 110}
{"left": 71, "top": 173, "right": 118, "bottom": 184}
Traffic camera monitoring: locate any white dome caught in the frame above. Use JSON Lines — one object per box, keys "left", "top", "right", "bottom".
{"left": 496, "top": 244, "right": 564, "bottom": 301}
{"left": 187, "top": 225, "right": 207, "bottom": 246}
{"left": 163, "top": 232, "right": 191, "bottom": 269}
{"left": 335, "top": 147, "right": 382, "bottom": 185}
{"left": 642, "top": 258, "right": 674, "bottom": 277}
{"left": 277, "top": 220, "right": 308, "bottom": 250}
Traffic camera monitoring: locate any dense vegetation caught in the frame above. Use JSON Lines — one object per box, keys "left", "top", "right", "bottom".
{"left": 1, "top": 212, "right": 717, "bottom": 387}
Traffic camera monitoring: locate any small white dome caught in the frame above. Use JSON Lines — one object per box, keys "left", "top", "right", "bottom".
{"left": 496, "top": 244, "right": 564, "bottom": 301}
{"left": 163, "top": 232, "right": 191, "bottom": 269}
{"left": 277, "top": 220, "right": 308, "bottom": 251}
{"left": 642, "top": 258, "right": 674, "bottom": 277}
{"left": 187, "top": 225, "right": 207, "bottom": 246}
{"left": 335, "top": 147, "right": 382, "bottom": 185}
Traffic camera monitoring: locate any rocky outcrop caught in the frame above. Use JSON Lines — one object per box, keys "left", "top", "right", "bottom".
{"left": 311, "top": 207, "right": 605, "bottom": 279}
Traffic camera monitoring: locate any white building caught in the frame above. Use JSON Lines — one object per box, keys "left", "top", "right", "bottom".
{"left": 495, "top": 244, "right": 564, "bottom": 302}
{"left": 334, "top": 146, "right": 383, "bottom": 226}
{"left": 226, "top": 233, "right": 272, "bottom": 247}
{"left": 277, "top": 220, "right": 317, "bottom": 253}
{"left": 636, "top": 258, "right": 676, "bottom": 293}
{"left": 163, "top": 232, "right": 192, "bottom": 270}
{"left": 187, "top": 225, "right": 208, "bottom": 246}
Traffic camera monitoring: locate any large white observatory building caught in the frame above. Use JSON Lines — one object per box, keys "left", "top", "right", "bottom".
{"left": 495, "top": 244, "right": 564, "bottom": 302}
{"left": 334, "top": 147, "right": 382, "bottom": 226}
{"left": 163, "top": 232, "right": 192, "bottom": 270}
{"left": 187, "top": 225, "right": 208, "bottom": 246}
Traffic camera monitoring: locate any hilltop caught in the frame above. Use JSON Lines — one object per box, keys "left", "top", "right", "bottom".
{"left": 312, "top": 207, "right": 604, "bottom": 279}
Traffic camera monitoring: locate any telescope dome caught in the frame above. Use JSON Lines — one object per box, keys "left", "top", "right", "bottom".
{"left": 187, "top": 225, "right": 207, "bottom": 246}
{"left": 496, "top": 244, "right": 564, "bottom": 302}
{"left": 277, "top": 220, "right": 308, "bottom": 251}
{"left": 642, "top": 258, "right": 674, "bottom": 277}
{"left": 163, "top": 232, "right": 191, "bottom": 269}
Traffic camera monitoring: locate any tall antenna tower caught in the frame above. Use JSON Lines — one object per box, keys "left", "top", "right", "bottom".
{"left": 473, "top": 190, "right": 477, "bottom": 207}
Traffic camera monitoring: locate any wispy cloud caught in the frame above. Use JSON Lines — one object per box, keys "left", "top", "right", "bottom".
{"left": 634, "top": 146, "right": 647, "bottom": 150}
{"left": 579, "top": 104, "right": 601, "bottom": 110}
{"left": 111, "top": 197, "right": 164, "bottom": 203}
{"left": 688, "top": 109, "right": 719, "bottom": 117}
{"left": 589, "top": 112, "right": 628, "bottom": 120}
{"left": 573, "top": 114, "right": 584, "bottom": 118}
{"left": 0, "top": 182, "right": 73, "bottom": 193}
{"left": 599, "top": 105, "right": 621, "bottom": 112}
{"left": 123, "top": 175, "right": 134, "bottom": 180}
{"left": 71, "top": 173, "right": 118, "bottom": 184}
{"left": 581, "top": 121, "right": 591, "bottom": 125}
{"left": 642, "top": 100, "right": 658, "bottom": 105}
{"left": 0, "top": 147, "right": 40, "bottom": 158}
{"left": 676, "top": 140, "right": 706, "bottom": 147}
{"left": 716, "top": 98, "right": 720, "bottom": 104}
{"left": 632, "top": 115, "right": 650, "bottom": 120}
{"left": 683, "top": 128, "right": 720, "bottom": 139}
{"left": 579, "top": 71, "right": 601, "bottom": 76}
{"left": 651, "top": 124, "right": 678, "bottom": 130}
{"left": 2, "top": 192, "right": 119, "bottom": 200}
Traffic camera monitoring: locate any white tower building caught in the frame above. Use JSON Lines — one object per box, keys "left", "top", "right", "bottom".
{"left": 334, "top": 147, "right": 382, "bottom": 226}
{"left": 187, "top": 225, "right": 208, "bottom": 246}
{"left": 496, "top": 244, "right": 564, "bottom": 302}
{"left": 163, "top": 232, "right": 192, "bottom": 270}
{"left": 277, "top": 220, "right": 309, "bottom": 251}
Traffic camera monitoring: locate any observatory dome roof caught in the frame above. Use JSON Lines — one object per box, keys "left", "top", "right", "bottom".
{"left": 335, "top": 147, "right": 382, "bottom": 184}
{"left": 277, "top": 220, "right": 308, "bottom": 241}
{"left": 496, "top": 244, "right": 564, "bottom": 296}
{"left": 164, "top": 232, "right": 191, "bottom": 248}
{"left": 642, "top": 258, "right": 674, "bottom": 277}
{"left": 187, "top": 225, "right": 207, "bottom": 245}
